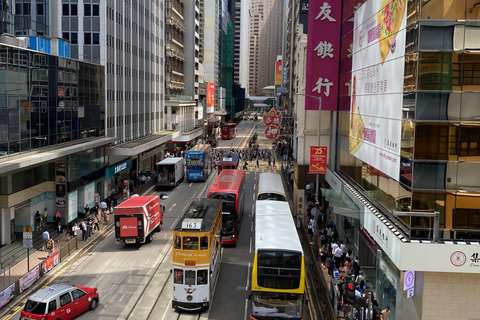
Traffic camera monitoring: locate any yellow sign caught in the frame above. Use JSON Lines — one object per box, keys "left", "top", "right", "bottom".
{"left": 23, "top": 226, "right": 32, "bottom": 233}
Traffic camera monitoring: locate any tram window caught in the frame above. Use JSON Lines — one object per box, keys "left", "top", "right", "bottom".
{"left": 197, "top": 269, "right": 208, "bottom": 285}
{"left": 174, "top": 235, "right": 181, "bottom": 249}
{"left": 185, "top": 270, "right": 196, "bottom": 285}
{"left": 183, "top": 236, "right": 199, "bottom": 250}
{"left": 174, "top": 269, "right": 183, "bottom": 284}
{"left": 200, "top": 236, "right": 208, "bottom": 250}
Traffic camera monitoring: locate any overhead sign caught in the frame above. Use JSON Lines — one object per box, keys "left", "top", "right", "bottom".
{"left": 263, "top": 108, "right": 282, "bottom": 141}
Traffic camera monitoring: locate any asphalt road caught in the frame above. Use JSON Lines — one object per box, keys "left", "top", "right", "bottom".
{"left": 11, "top": 120, "right": 311, "bottom": 320}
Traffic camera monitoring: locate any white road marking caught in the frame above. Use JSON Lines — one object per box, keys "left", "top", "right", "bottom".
{"left": 252, "top": 204, "right": 254, "bottom": 217}
{"left": 189, "top": 183, "right": 193, "bottom": 187}
{"left": 245, "top": 299, "right": 249, "bottom": 320}
{"left": 253, "top": 184, "right": 256, "bottom": 191}
{"left": 119, "top": 294, "right": 125, "bottom": 302}
{"left": 249, "top": 237, "right": 252, "bottom": 254}
{"left": 171, "top": 217, "right": 180, "bottom": 229}
{"left": 246, "top": 262, "right": 251, "bottom": 291}
{"left": 163, "top": 233, "right": 169, "bottom": 238}
{"left": 168, "top": 203, "right": 176, "bottom": 211}
{"left": 105, "top": 259, "right": 111, "bottom": 266}
{"left": 145, "top": 259, "right": 150, "bottom": 264}
{"left": 252, "top": 194, "right": 255, "bottom": 201}
{"left": 183, "top": 203, "right": 189, "bottom": 212}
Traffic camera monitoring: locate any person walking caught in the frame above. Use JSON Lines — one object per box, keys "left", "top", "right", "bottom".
{"left": 381, "top": 306, "right": 390, "bottom": 320}
{"left": 42, "top": 228, "right": 50, "bottom": 251}
{"left": 46, "top": 236, "right": 55, "bottom": 257}
{"left": 327, "top": 255, "right": 335, "bottom": 277}
{"left": 256, "top": 158, "right": 259, "bottom": 168}
{"left": 54, "top": 210, "right": 62, "bottom": 227}
{"left": 123, "top": 186, "right": 128, "bottom": 200}
{"left": 35, "top": 211, "right": 42, "bottom": 231}
{"left": 80, "top": 220, "right": 87, "bottom": 241}
{"left": 41, "top": 208, "right": 48, "bottom": 227}
{"left": 320, "top": 243, "right": 328, "bottom": 268}
{"left": 57, "top": 221, "right": 63, "bottom": 241}
{"left": 71, "top": 223, "right": 79, "bottom": 238}
{"left": 93, "top": 213, "right": 100, "bottom": 231}
{"left": 104, "top": 208, "right": 110, "bottom": 225}
{"left": 84, "top": 204, "right": 90, "bottom": 218}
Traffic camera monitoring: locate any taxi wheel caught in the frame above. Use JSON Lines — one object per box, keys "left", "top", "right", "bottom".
{"left": 89, "top": 298, "right": 99, "bottom": 310}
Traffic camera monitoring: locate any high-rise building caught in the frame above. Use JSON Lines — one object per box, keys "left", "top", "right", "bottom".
{"left": 287, "top": 0, "right": 480, "bottom": 318}
{"left": 232, "top": 0, "right": 242, "bottom": 84}
{"left": 248, "top": 0, "right": 283, "bottom": 96}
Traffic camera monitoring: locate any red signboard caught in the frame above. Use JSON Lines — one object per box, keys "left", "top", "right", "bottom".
{"left": 207, "top": 82, "right": 215, "bottom": 114}
{"left": 263, "top": 107, "right": 282, "bottom": 127}
{"left": 309, "top": 146, "right": 327, "bottom": 174}
{"left": 265, "top": 125, "right": 281, "bottom": 141}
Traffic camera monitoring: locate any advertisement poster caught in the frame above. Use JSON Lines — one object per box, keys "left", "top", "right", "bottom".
{"left": 275, "top": 61, "right": 282, "bottom": 86}
{"left": 55, "top": 160, "right": 66, "bottom": 207}
{"left": 67, "top": 190, "right": 78, "bottom": 222}
{"left": 0, "top": 283, "right": 15, "bottom": 310}
{"left": 309, "top": 146, "right": 327, "bottom": 174}
{"left": 305, "top": 0, "right": 341, "bottom": 110}
{"left": 19, "top": 265, "right": 39, "bottom": 293}
{"left": 206, "top": 82, "right": 215, "bottom": 114}
{"left": 349, "top": 0, "right": 407, "bottom": 181}
{"left": 42, "top": 251, "right": 60, "bottom": 275}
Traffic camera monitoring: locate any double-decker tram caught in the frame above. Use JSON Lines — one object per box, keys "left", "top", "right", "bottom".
{"left": 186, "top": 144, "right": 212, "bottom": 182}
{"left": 221, "top": 123, "right": 237, "bottom": 140}
{"left": 172, "top": 198, "right": 222, "bottom": 311}
{"left": 250, "top": 200, "right": 305, "bottom": 320}
{"left": 217, "top": 152, "right": 240, "bottom": 172}
{"left": 257, "top": 172, "right": 287, "bottom": 201}
{"left": 207, "top": 169, "right": 245, "bottom": 245}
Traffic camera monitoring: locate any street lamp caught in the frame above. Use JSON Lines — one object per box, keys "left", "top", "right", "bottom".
{"left": 293, "top": 91, "right": 322, "bottom": 205}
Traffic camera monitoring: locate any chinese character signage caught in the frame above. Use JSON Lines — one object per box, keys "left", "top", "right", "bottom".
{"left": 349, "top": 0, "right": 406, "bottom": 181}
{"left": 263, "top": 108, "right": 282, "bottom": 141}
{"left": 275, "top": 61, "right": 282, "bottom": 86}
{"left": 309, "top": 146, "right": 327, "bottom": 174}
{"left": 305, "top": 1, "right": 341, "bottom": 111}
{"left": 206, "top": 82, "right": 215, "bottom": 114}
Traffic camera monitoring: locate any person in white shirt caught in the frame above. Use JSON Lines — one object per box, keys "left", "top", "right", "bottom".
{"left": 42, "top": 229, "right": 50, "bottom": 251}
{"left": 334, "top": 246, "right": 343, "bottom": 269}
{"left": 331, "top": 241, "right": 339, "bottom": 256}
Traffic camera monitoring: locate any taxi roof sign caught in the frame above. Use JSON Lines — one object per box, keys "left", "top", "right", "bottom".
{"left": 23, "top": 226, "right": 32, "bottom": 233}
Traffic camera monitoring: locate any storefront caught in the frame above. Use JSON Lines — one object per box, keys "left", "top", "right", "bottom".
{"left": 104, "top": 159, "right": 133, "bottom": 196}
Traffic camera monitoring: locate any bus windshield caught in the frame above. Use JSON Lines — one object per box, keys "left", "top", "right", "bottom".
{"left": 257, "top": 193, "right": 286, "bottom": 201}
{"left": 251, "top": 292, "right": 303, "bottom": 319}
{"left": 257, "top": 251, "right": 301, "bottom": 289}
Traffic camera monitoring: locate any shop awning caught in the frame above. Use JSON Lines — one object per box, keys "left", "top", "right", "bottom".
{"left": 321, "top": 188, "right": 360, "bottom": 219}
{"left": 171, "top": 127, "right": 204, "bottom": 142}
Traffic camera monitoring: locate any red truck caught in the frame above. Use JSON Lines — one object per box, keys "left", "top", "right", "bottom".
{"left": 114, "top": 196, "right": 165, "bottom": 244}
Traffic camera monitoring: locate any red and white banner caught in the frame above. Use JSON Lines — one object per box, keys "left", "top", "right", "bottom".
{"left": 309, "top": 146, "right": 327, "bottom": 174}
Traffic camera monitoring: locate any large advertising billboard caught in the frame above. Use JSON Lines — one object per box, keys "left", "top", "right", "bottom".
{"left": 305, "top": 1, "right": 341, "bottom": 110}
{"left": 207, "top": 82, "right": 215, "bottom": 114}
{"left": 349, "top": 0, "right": 407, "bottom": 181}
{"left": 275, "top": 61, "right": 282, "bottom": 86}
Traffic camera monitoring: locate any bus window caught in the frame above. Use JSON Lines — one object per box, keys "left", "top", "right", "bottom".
{"left": 185, "top": 270, "right": 196, "bottom": 285}
{"left": 174, "top": 269, "right": 183, "bottom": 284}
{"left": 197, "top": 270, "right": 208, "bottom": 285}
{"left": 183, "top": 236, "right": 199, "bottom": 250}
{"left": 174, "top": 235, "right": 181, "bottom": 249}
{"left": 200, "top": 236, "right": 209, "bottom": 250}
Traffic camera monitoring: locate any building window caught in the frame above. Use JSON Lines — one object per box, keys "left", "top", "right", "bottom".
{"left": 84, "top": 4, "right": 91, "bottom": 16}
{"left": 93, "top": 4, "right": 100, "bottom": 16}
{"left": 37, "top": 3, "right": 44, "bottom": 15}
{"left": 93, "top": 33, "right": 100, "bottom": 45}
{"left": 84, "top": 33, "right": 91, "bottom": 44}
{"left": 23, "top": 3, "right": 30, "bottom": 15}
{"left": 71, "top": 4, "right": 77, "bottom": 16}
{"left": 454, "top": 209, "right": 480, "bottom": 230}
{"left": 62, "top": 4, "right": 69, "bottom": 15}
{"left": 62, "top": 32, "right": 69, "bottom": 40}
{"left": 71, "top": 33, "right": 78, "bottom": 44}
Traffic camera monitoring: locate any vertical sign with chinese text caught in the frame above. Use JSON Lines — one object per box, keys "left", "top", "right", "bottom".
{"left": 206, "top": 82, "right": 215, "bottom": 114}
{"left": 275, "top": 61, "right": 282, "bottom": 86}
{"left": 305, "top": 1, "right": 341, "bottom": 110}
{"left": 309, "top": 146, "right": 327, "bottom": 174}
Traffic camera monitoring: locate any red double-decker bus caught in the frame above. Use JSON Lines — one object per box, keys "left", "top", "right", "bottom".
{"left": 221, "top": 123, "right": 237, "bottom": 140}
{"left": 207, "top": 169, "right": 245, "bottom": 245}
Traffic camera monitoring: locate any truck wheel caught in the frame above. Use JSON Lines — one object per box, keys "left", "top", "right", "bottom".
{"left": 146, "top": 234, "right": 152, "bottom": 243}
{"left": 155, "top": 223, "right": 162, "bottom": 232}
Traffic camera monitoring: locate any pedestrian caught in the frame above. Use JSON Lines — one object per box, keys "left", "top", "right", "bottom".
{"left": 54, "top": 210, "right": 62, "bottom": 227}
{"left": 57, "top": 221, "right": 63, "bottom": 241}
{"left": 344, "top": 257, "right": 353, "bottom": 276}
{"left": 256, "top": 158, "right": 259, "bottom": 168}
{"left": 86, "top": 216, "right": 93, "bottom": 239}
{"left": 71, "top": 223, "right": 79, "bottom": 238}
{"left": 268, "top": 158, "right": 271, "bottom": 168}
{"left": 104, "top": 208, "right": 110, "bottom": 225}
{"left": 307, "top": 217, "right": 315, "bottom": 242}
{"left": 272, "top": 158, "right": 276, "bottom": 168}
{"left": 35, "top": 211, "right": 41, "bottom": 231}
{"left": 105, "top": 196, "right": 112, "bottom": 210}
{"left": 94, "top": 213, "right": 100, "bottom": 231}
{"left": 243, "top": 161, "right": 248, "bottom": 170}
{"left": 320, "top": 243, "right": 328, "bottom": 268}
{"left": 42, "top": 208, "right": 48, "bottom": 227}
{"left": 46, "top": 236, "right": 55, "bottom": 257}
{"left": 80, "top": 220, "right": 87, "bottom": 241}
{"left": 327, "top": 255, "right": 335, "bottom": 277}
{"left": 42, "top": 228, "right": 50, "bottom": 251}
{"left": 340, "top": 240, "right": 347, "bottom": 266}
{"left": 334, "top": 245, "right": 343, "bottom": 270}
{"left": 123, "top": 186, "right": 128, "bottom": 200}
{"left": 84, "top": 204, "right": 90, "bottom": 218}
{"left": 381, "top": 306, "right": 390, "bottom": 320}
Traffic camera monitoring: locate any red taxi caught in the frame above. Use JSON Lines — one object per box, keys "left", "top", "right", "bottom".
{"left": 21, "top": 284, "right": 99, "bottom": 320}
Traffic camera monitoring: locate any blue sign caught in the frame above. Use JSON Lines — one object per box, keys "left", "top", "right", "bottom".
{"left": 105, "top": 159, "right": 132, "bottom": 179}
